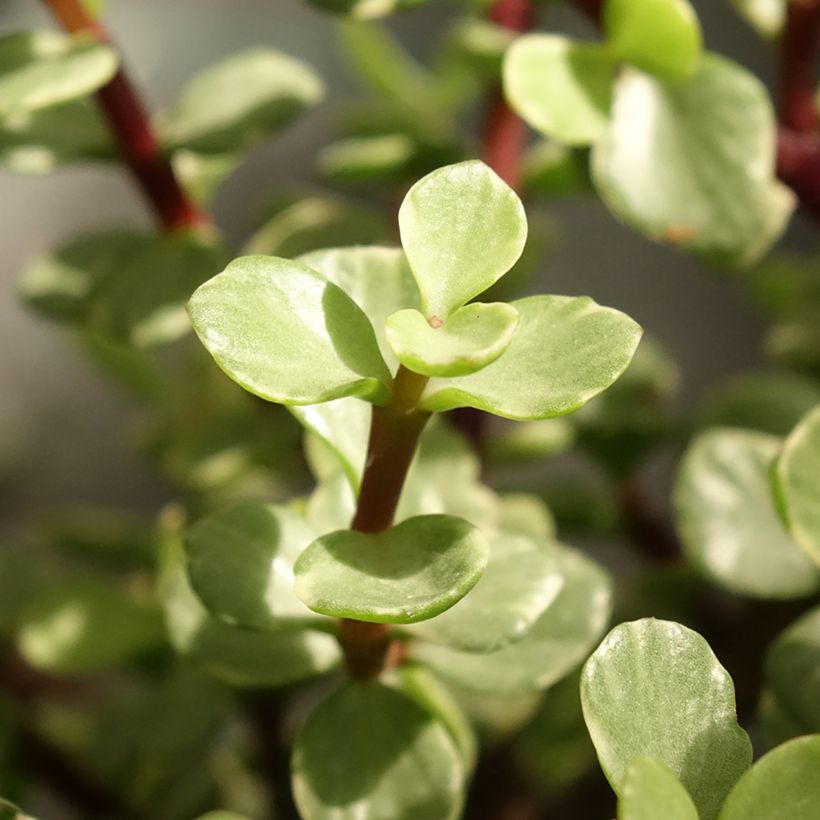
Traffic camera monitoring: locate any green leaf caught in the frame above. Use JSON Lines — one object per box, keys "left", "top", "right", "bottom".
{"left": 18, "top": 579, "right": 164, "bottom": 676}
{"left": 581, "top": 619, "right": 752, "bottom": 820}
{"left": 593, "top": 54, "right": 793, "bottom": 268}
{"left": 19, "top": 229, "right": 225, "bottom": 348}
{"left": 386, "top": 302, "right": 519, "bottom": 377}
{"left": 0, "top": 798, "right": 34, "bottom": 820}
{"left": 731, "top": 0, "right": 785, "bottom": 38}
{"left": 503, "top": 35, "right": 614, "bottom": 146}
{"left": 774, "top": 405, "right": 820, "bottom": 566}
{"left": 407, "top": 533, "right": 564, "bottom": 652}
{"left": 292, "top": 682, "right": 465, "bottom": 820}
{"left": 160, "top": 48, "right": 323, "bottom": 153}
{"left": 0, "top": 99, "right": 114, "bottom": 173}
{"left": 718, "top": 735, "right": 820, "bottom": 820}
{"left": 765, "top": 604, "right": 820, "bottom": 733}
{"left": 171, "top": 148, "right": 241, "bottom": 207}
{"left": 307, "top": 0, "right": 427, "bottom": 19}
{"left": 498, "top": 493, "right": 557, "bottom": 540}
{"left": 618, "top": 757, "right": 699, "bottom": 820}
{"left": 291, "top": 397, "right": 371, "bottom": 491}
{"left": 245, "top": 195, "right": 390, "bottom": 259}
{"left": 185, "top": 501, "right": 322, "bottom": 631}
{"left": 522, "top": 141, "right": 592, "bottom": 198}
{"left": 188, "top": 255, "right": 391, "bottom": 406}
{"left": 298, "top": 246, "right": 420, "bottom": 370}
{"left": 603, "top": 0, "right": 702, "bottom": 81}
{"left": 162, "top": 537, "right": 341, "bottom": 687}
{"left": 412, "top": 545, "right": 612, "bottom": 692}
{"left": 0, "top": 31, "right": 117, "bottom": 121}
{"left": 398, "top": 160, "right": 527, "bottom": 320}
{"left": 420, "top": 295, "right": 642, "bottom": 420}
{"left": 294, "top": 514, "right": 489, "bottom": 624}
{"left": 318, "top": 133, "right": 417, "bottom": 182}
{"left": 674, "top": 428, "right": 820, "bottom": 598}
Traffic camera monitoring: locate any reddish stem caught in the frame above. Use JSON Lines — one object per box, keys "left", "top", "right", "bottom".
{"left": 41, "top": 0, "right": 206, "bottom": 232}
{"left": 780, "top": 0, "right": 820, "bottom": 132}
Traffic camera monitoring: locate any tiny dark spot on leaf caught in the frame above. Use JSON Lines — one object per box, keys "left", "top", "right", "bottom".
{"left": 429, "top": 315, "right": 444, "bottom": 329}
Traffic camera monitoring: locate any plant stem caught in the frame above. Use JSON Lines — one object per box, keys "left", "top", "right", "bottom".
{"left": 40, "top": 0, "right": 206, "bottom": 232}
{"left": 340, "top": 366, "right": 430, "bottom": 679}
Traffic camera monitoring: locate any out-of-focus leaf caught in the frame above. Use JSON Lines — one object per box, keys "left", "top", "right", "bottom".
{"left": 730, "top": 0, "right": 785, "bottom": 38}
{"left": 522, "top": 141, "right": 591, "bottom": 198}
{"left": 306, "top": 0, "right": 427, "bottom": 19}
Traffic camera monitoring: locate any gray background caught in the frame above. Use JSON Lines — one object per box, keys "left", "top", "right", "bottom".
{"left": 0, "top": 0, "right": 809, "bottom": 520}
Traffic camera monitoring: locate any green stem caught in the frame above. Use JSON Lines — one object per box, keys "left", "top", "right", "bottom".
{"left": 341, "top": 366, "right": 430, "bottom": 679}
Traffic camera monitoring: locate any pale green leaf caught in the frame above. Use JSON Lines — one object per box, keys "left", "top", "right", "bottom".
{"left": 185, "top": 501, "right": 322, "bottom": 631}
{"left": 498, "top": 493, "right": 557, "bottom": 540}
{"left": 674, "top": 428, "right": 820, "bottom": 598}
{"left": 731, "top": 0, "right": 785, "bottom": 38}
{"left": 171, "top": 149, "right": 241, "bottom": 207}
{"left": 19, "top": 229, "right": 225, "bottom": 348}
{"left": 0, "top": 798, "right": 34, "bottom": 820}
{"left": 0, "top": 99, "right": 113, "bottom": 173}
{"left": 765, "top": 604, "right": 820, "bottom": 733}
{"left": 294, "top": 514, "right": 489, "bottom": 624}
{"left": 420, "top": 295, "right": 642, "bottom": 420}
{"left": 307, "top": 0, "right": 427, "bottom": 19}
{"left": 0, "top": 31, "right": 117, "bottom": 121}
{"left": 160, "top": 48, "right": 323, "bottom": 153}
{"left": 318, "top": 133, "right": 417, "bottom": 182}
{"left": 774, "top": 405, "right": 820, "bottom": 566}
{"left": 386, "top": 302, "right": 519, "bottom": 377}
{"left": 291, "top": 397, "right": 371, "bottom": 491}
{"left": 581, "top": 618, "right": 752, "bottom": 820}
{"left": 18, "top": 579, "right": 163, "bottom": 676}
{"left": 292, "top": 682, "right": 465, "bottom": 820}
{"left": 593, "top": 54, "right": 793, "bottom": 268}
{"left": 398, "top": 160, "right": 527, "bottom": 320}
{"left": 618, "top": 757, "right": 699, "bottom": 820}
{"left": 188, "top": 255, "right": 391, "bottom": 406}
{"left": 298, "top": 245, "right": 419, "bottom": 370}
{"left": 412, "top": 545, "right": 612, "bottom": 692}
{"left": 604, "top": 0, "right": 702, "bottom": 81}
{"left": 718, "top": 735, "right": 820, "bottom": 820}
{"left": 162, "top": 540, "right": 341, "bottom": 687}
{"left": 407, "top": 533, "right": 564, "bottom": 652}
{"left": 503, "top": 34, "right": 614, "bottom": 145}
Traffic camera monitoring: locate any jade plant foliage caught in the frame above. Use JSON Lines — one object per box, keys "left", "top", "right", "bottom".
{"left": 3, "top": 0, "right": 820, "bottom": 818}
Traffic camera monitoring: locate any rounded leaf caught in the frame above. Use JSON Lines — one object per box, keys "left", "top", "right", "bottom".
{"left": 386, "top": 302, "right": 519, "bottom": 377}
{"left": 503, "top": 34, "right": 614, "bottom": 145}
{"left": 0, "top": 31, "right": 117, "bottom": 121}
{"left": 581, "top": 619, "right": 752, "bottom": 820}
{"left": 398, "top": 160, "right": 527, "bottom": 320}
{"left": 412, "top": 545, "right": 612, "bottom": 692}
{"left": 420, "top": 295, "right": 642, "bottom": 420}
{"left": 604, "top": 0, "right": 702, "bottom": 81}
{"left": 161, "top": 48, "right": 323, "bottom": 153}
{"left": 674, "top": 428, "right": 820, "bottom": 598}
{"left": 774, "top": 405, "right": 820, "bottom": 566}
{"left": 618, "top": 757, "right": 699, "bottom": 820}
{"left": 593, "top": 54, "right": 793, "bottom": 268}
{"left": 185, "top": 501, "right": 319, "bottom": 631}
{"left": 291, "top": 682, "right": 465, "bottom": 820}
{"left": 407, "top": 533, "right": 564, "bottom": 652}
{"left": 188, "top": 255, "right": 391, "bottom": 406}
{"left": 718, "top": 735, "right": 820, "bottom": 820}
{"left": 294, "top": 514, "right": 489, "bottom": 624}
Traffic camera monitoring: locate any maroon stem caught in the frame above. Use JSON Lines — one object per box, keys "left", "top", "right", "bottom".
{"left": 41, "top": 0, "right": 206, "bottom": 232}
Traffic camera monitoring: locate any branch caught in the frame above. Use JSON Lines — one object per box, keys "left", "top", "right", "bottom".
{"left": 40, "top": 0, "right": 206, "bottom": 232}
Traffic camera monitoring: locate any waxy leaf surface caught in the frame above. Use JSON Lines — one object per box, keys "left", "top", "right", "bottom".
{"left": 398, "top": 160, "right": 527, "bottom": 320}
{"left": 298, "top": 245, "right": 419, "bottom": 370}
{"left": 161, "top": 48, "right": 323, "bottom": 153}
{"left": 188, "top": 256, "right": 391, "bottom": 406}
{"left": 581, "top": 619, "right": 752, "bottom": 820}
{"left": 412, "top": 545, "right": 611, "bottom": 692}
{"left": 618, "top": 757, "right": 699, "bottom": 820}
{"left": 593, "top": 54, "right": 793, "bottom": 267}
{"left": 420, "top": 295, "right": 642, "bottom": 420}
{"left": 408, "top": 533, "right": 564, "bottom": 652}
{"left": 674, "top": 428, "right": 820, "bottom": 598}
{"left": 604, "top": 0, "right": 702, "bottom": 81}
{"left": 774, "top": 405, "right": 820, "bottom": 566}
{"left": 718, "top": 735, "right": 820, "bottom": 820}
{"left": 0, "top": 31, "right": 117, "bottom": 121}
{"left": 294, "top": 514, "right": 488, "bottom": 624}
{"left": 386, "top": 303, "right": 519, "bottom": 377}
{"left": 503, "top": 35, "right": 614, "bottom": 145}
{"left": 185, "top": 501, "right": 319, "bottom": 631}
{"left": 292, "top": 682, "right": 464, "bottom": 820}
